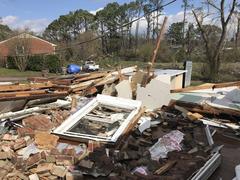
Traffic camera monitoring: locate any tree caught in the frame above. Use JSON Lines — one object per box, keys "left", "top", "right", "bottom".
{"left": 7, "top": 33, "right": 31, "bottom": 71}
{"left": 166, "top": 22, "right": 184, "bottom": 45}
{"left": 234, "top": 10, "right": 240, "bottom": 48}
{"left": 149, "top": 0, "right": 163, "bottom": 39}
{"left": 181, "top": 0, "right": 192, "bottom": 50}
{"left": 43, "top": 10, "right": 95, "bottom": 43}
{"left": 135, "top": 0, "right": 144, "bottom": 50}
{"left": 96, "top": 2, "right": 122, "bottom": 54}
{"left": 185, "top": 23, "right": 198, "bottom": 56}
{"left": 143, "top": 3, "right": 154, "bottom": 42}
{"left": 192, "top": 0, "right": 238, "bottom": 82}
{"left": 0, "top": 21, "right": 12, "bottom": 41}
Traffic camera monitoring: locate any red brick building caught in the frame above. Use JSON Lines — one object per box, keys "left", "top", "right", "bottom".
{"left": 0, "top": 33, "right": 56, "bottom": 65}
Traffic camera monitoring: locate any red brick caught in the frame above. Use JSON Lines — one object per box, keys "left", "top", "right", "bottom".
{"left": 2, "top": 134, "right": 18, "bottom": 141}
{"left": 50, "top": 149, "right": 61, "bottom": 155}
{"left": 0, "top": 151, "right": 11, "bottom": 160}
{"left": 22, "top": 115, "right": 53, "bottom": 131}
{"left": 55, "top": 155, "right": 75, "bottom": 166}
{"left": 0, "top": 34, "right": 56, "bottom": 58}
{"left": 26, "top": 153, "right": 43, "bottom": 168}
{"left": 50, "top": 165, "right": 67, "bottom": 178}
{"left": 13, "top": 138, "right": 27, "bottom": 150}
{"left": 34, "top": 132, "right": 59, "bottom": 150}
{"left": 17, "top": 127, "right": 34, "bottom": 138}
{"left": 35, "top": 163, "right": 54, "bottom": 173}
{"left": 62, "top": 148, "right": 76, "bottom": 156}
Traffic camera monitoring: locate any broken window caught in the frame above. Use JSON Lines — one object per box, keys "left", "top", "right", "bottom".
{"left": 53, "top": 95, "right": 142, "bottom": 143}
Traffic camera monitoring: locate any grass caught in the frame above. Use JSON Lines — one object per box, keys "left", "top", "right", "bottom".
{"left": 1, "top": 59, "right": 239, "bottom": 83}
{"left": 97, "top": 58, "right": 240, "bottom": 82}
{"left": 0, "top": 68, "right": 55, "bottom": 77}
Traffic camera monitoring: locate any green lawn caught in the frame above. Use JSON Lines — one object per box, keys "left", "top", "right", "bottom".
{"left": 1, "top": 60, "right": 239, "bottom": 83}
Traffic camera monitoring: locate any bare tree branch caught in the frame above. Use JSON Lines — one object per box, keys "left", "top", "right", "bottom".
{"left": 225, "top": 0, "right": 237, "bottom": 25}
{"left": 207, "top": 0, "right": 221, "bottom": 11}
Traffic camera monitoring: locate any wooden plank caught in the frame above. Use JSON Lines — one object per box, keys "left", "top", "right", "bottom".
{"left": 73, "top": 72, "right": 107, "bottom": 83}
{"left": 154, "top": 161, "right": 177, "bottom": 175}
{"left": 0, "top": 82, "right": 53, "bottom": 92}
{"left": 171, "top": 81, "right": 240, "bottom": 93}
{"left": 171, "top": 100, "right": 240, "bottom": 117}
{"left": 28, "top": 77, "right": 73, "bottom": 85}
{"left": 0, "top": 91, "right": 68, "bottom": 101}
{"left": 143, "top": 17, "right": 168, "bottom": 87}
{"left": 0, "top": 90, "right": 47, "bottom": 97}
{"left": 71, "top": 74, "right": 117, "bottom": 92}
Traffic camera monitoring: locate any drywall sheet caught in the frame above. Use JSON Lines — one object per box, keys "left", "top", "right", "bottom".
{"left": 136, "top": 75, "right": 171, "bottom": 110}
{"left": 115, "top": 80, "right": 132, "bottom": 99}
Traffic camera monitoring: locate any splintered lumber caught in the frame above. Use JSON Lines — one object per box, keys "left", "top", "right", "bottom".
{"left": 70, "top": 78, "right": 104, "bottom": 92}
{"left": 0, "top": 91, "right": 68, "bottom": 101}
{"left": 154, "top": 161, "right": 177, "bottom": 175}
{"left": 70, "top": 73, "right": 118, "bottom": 92}
{"left": 143, "top": 17, "right": 167, "bottom": 87}
{"left": 172, "top": 100, "right": 240, "bottom": 117}
{"left": 73, "top": 72, "right": 107, "bottom": 83}
{"left": 171, "top": 81, "right": 240, "bottom": 93}
{"left": 28, "top": 77, "right": 73, "bottom": 85}
{"left": 0, "top": 82, "right": 53, "bottom": 92}
{"left": 0, "top": 90, "right": 48, "bottom": 97}
{"left": 0, "top": 99, "right": 70, "bottom": 120}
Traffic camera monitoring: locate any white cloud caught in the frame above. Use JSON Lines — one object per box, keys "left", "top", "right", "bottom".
{"left": 17, "top": 18, "right": 51, "bottom": 33}
{"left": 1, "top": 15, "right": 18, "bottom": 25}
{"left": 131, "top": 10, "right": 237, "bottom": 39}
{"left": 1, "top": 8, "right": 237, "bottom": 37}
{"left": 1, "top": 16, "right": 50, "bottom": 34}
{"left": 90, "top": 8, "right": 103, "bottom": 15}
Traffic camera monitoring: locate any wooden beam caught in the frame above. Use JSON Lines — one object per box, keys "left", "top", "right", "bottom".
{"left": 171, "top": 81, "right": 240, "bottom": 93}
{"left": 154, "top": 161, "right": 177, "bottom": 175}
{"left": 0, "top": 91, "right": 68, "bottom": 101}
{"left": 143, "top": 17, "right": 168, "bottom": 87}
{"left": 0, "top": 82, "right": 53, "bottom": 92}
{"left": 73, "top": 72, "right": 107, "bottom": 83}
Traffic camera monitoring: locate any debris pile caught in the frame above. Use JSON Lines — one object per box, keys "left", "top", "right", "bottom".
{"left": 0, "top": 103, "right": 218, "bottom": 179}
{"left": 0, "top": 66, "right": 240, "bottom": 179}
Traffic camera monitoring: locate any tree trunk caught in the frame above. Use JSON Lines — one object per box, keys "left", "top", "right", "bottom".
{"left": 147, "top": 20, "right": 151, "bottom": 42}
{"left": 135, "top": 7, "right": 142, "bottom": 52}
{"left": 208, "top": 55, "right": 220, "bottom": 82}
{"left": 182, "top": 4, "right": 187, "bottom": 50}
{"left": 129, "top": 24, "right": 132, "bottom": 49}
{"left": 100, "top": 23, "right": 106, "bottom": 54}
{"left": 235, "top": 18, "right": 240, "bottom": 49}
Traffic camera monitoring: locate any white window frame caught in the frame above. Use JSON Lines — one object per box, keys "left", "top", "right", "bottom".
{"left": 53, "top": 94, "right": 142, "bottom": 143}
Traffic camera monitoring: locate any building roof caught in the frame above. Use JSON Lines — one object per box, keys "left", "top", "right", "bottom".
{"left": 0, "top": 33, "right": 57, "bottom": 47}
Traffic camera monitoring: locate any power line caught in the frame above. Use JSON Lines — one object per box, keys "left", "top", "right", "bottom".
{"left": 55, "top": 0, "right": 177, "bottom": 52}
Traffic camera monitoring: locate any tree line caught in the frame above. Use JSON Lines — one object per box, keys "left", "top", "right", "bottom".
{"left": 0, "top": 0, "right": 239, "bottom": 82}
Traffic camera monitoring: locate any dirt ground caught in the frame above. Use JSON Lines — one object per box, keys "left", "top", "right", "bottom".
{"left": 210, "top": 131, "right": 240, "bottom": 180}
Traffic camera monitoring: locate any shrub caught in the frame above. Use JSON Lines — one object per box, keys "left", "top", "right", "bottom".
{"left": 6, "top": 56, "right": 17, "bottom": 69}
{"left": 27, "top": 55, "right": 44, "bottom": 71}
{"left": 44, "top": 55, "right": 61, "bottom": 73}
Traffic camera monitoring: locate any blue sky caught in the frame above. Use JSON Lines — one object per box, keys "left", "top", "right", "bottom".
{"left": 0, "top": 0, "right": 189, "bottom": 33}
{"left": 1, "top": 0, "right": 181, "bottom": 19}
